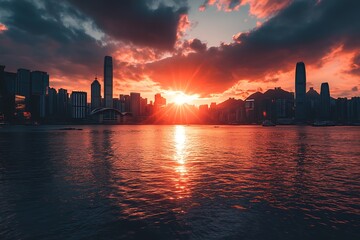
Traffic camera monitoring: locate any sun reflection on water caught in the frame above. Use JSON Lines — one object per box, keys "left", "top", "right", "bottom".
{"left": 173, "top": 125, "right": 190, "bottom": 200}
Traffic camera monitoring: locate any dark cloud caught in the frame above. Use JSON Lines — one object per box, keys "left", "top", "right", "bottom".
{"left": 1, "top": 0, "right": 359, "bottom": 98}
{"left": 352, "top": 86, "right": 358, "bottom": 92}
{"left": 137, "top": 0, "right": 360, "bottom": 95}
{"left": 200, "top": 0, "right": 291, "bottom": 18}
{"left": 68, "top": 0, "right": 188, "bottom": 50}
{"left": 189, "top": 39, "right": 207, "bottom": 52}
{"left": 0, "top": 0, "right": 114, "bottom": 81}
{"left": 0, "top": 0, "right": 190, "bottom": 89}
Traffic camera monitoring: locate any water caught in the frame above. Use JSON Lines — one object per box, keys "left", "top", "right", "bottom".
{"left": 0, "top": 125, "right": 359, "bottom": 239}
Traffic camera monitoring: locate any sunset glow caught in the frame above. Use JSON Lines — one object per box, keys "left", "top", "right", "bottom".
{"left": 1, "top": 0, "right": 358, "bottom": 105}
{"left": 172, "top": 92, "right": 199, "bottom": 105}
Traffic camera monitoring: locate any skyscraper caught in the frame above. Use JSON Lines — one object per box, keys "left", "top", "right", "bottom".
{"left": 47, "top": 87, "right": 57, "bottom": 117}
{"left": 16, "top": 68, "right": 31, "bottom": 98}
{"left": 104, "top": 56, "right": 113, "bottom": 108}
{"left": 58, "top": 88, "right": 69, "bottom": 119}
{"left": 30, "top": 71, "right": 49, "bottom": 119}
{"left": 130, "top": 92, "right": 141, "bottom": 117}
{"left": 71, "top": 91, "right": 87, "bottom": 119}
{"left": 295, "top": 62, "right": 306, "bottom": 122}
{"left": 320, "top": 82, "right": 331, "bottom": 120}
{"left": 91, "top": 78, "right": 101, "bottom": 110}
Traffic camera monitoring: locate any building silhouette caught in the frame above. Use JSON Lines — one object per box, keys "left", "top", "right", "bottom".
{"left": 295, "top": 62, "right": 306, "bottom": 122}
{"left": 2, "top": 59, "right": 360, "bottom": 125}
{"left": 306, "top": 87, "right": 320, "bottom": 121}
{"left": 320, "top": 82, "right": 331, "bottom": 120}
{"left": 71, "top": 91, "right": 87, "bottom": 119}
{"left": 349, "top": 97, "right": 360, "bottom": 122}
{"left": 57, "top": 88, "right": 69, "bottom": 119}
{"left": 130, "top": 92, "right": 141, "bottom": 117}
{"left": 91, "top": 78, "right": 101, "bottom": 110}
{"left": 120, "top": 94, "right": 131, "bottom": 112}
{"left": 16, "top": 68, "right": 31, "bottom": 98}
{"left": 47, "top": 87, "right": 58, "bottom": 118}
{"left": 103, "top": 56, "right": 113, "bottom": 108}
{"left": 30, "top": 71, "right": 49, "bottom": 119}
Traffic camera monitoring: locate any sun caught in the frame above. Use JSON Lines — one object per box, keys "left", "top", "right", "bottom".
{"left": 172, "top": 92, "right": 199, "bottom": 105}
{"left": 174, "top": 95, "right": 188, "bottom": 105}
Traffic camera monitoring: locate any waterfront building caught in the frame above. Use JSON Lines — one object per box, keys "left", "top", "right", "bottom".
{"left": 71, "top": 91, "right": 87, "bottom": 119}
{"left": 16, "top": 68, "right": 31, "bottom": 98}
{"left": 104, "top": 56, "right": 113, "bottom": 108}
{"left": 306, "top": 87, "right": 320, "bottom": 121}
{"left": 30, "top": 71, "right": 49, "bottom": 119}
{"left": 295, "top": 62, "right": 306, "bottom": 122}
{"left": 349, "top": 97, "right": 360, "bottom": 123}
{"left": 140, "top": 97, "right": 148, "bottom": 116}
{"left": 320, "top": 82, "right": 331, "bottom": 120}
{"left": 47, "top": 87, "right": 57, "bottom": 117}
{"left": 130, "top": 92, "right": 141, "bottom": 117}
{"left": 58, "top": 88, "right": 69, "bottom": 119}
{"left": 91, "top": 78, "right": 101, "bottom": 110}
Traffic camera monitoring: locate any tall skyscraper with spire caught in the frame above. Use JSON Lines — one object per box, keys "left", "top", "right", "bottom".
{"left": 104, "top": 56, "right": 113, "bottom": 108}
{"left": 295, "top": 62, "right": 306, "bottom": 122}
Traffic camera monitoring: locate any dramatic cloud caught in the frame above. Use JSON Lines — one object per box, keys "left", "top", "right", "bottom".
{"left": 1, "top": 0, "right": 359, "bottom": 101}
{"left": 348, "top": 53, "right": 360, "bottom": 76}
{"left": 200, "top": 0, "right": 291, "bottom": 18}
{"left": 189, "top": 39, "right": 207, "bottom": 52}
{"left": 68, "top": 0, "right": 189, "bottom": 50}
{"left": 131, "top": 0, "right": 360, "bottom": 96}
{"left": 0, "top": 0, "right": 114, "bottom": 84}
{"left": 0, "top": 0, "right": 191, "bottom": 94}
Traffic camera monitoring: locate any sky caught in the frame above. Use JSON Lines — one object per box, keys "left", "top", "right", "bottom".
{"left": 0, "top": 0, "right": 359, "bottom": 105}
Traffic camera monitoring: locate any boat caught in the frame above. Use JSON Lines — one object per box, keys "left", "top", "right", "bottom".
{"left": 262, "top": 120, "right": 276, "bottom": 127}
{"left": 58, "top": 127, "right": 83, "bottom": 131}
{"left": 312, "top": 121, "right": 336, "bottom": 127}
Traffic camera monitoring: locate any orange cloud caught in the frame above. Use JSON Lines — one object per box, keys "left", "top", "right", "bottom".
{"left": 200, "top": 0, "right": 291, "bottom": 18}
{"left": 245, "top": 0, "right": 292, "bottom": 18}
{"left": 0, "top": 23, "right": 8, "bottom": 33}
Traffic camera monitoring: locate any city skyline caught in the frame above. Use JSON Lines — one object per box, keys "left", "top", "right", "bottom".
{"left": 2, "top": 58, "right": 360, "bottom": 107}
{"left": 0, "top": 0, "right": 359, "bottom": 105}
{"left": 1, "top": 58, "right": 360, "bottom": 125}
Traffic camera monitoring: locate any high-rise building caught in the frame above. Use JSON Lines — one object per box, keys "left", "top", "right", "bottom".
{"left": 16, "top": 69, "right": 31, "bottom": 98}
{"left": 120, "top": 94, "right": 131, "bottom": 112}
{"left": 140, "top": 97, "right": 148, "bottom": 116}
{"left": 47, "top": 87, "right": 58, "bottom": 117}
{"left": 0, "top": 66, "right": 17, "bottom": 121}
{"left": 113, "top": 98, "right": 121, "bottom": 111}
{"left": 130, "top": 92, "right": 141, "bottom": 117}
{"left": 71, "top": 91, "right": 87, "bottom": 119}
{"left": 349, "top": 97, "right": 360, "bottom": 123}
{"left": 3, "top": 71, "right": 16, "bottom": 95}
{"left": 295, "top": 62, "right": 306, "bottom": 121}
{"left": 30, "top": 71, "right": 49, "bottom": 119}
{"left": 306, "top": 87, "right": 320, "bottom": 121}
{"left": 91, "top": 78, "right": 101, "bottom": 110}
{"left": 58, "top": 88, "right": 69, "bottom": 119}
{"left": 336, "top": 97, "right": 348, "bottom": 123}
{"left": 320, "top": 82, "right": 331, "bottom": 120}
{"left": 104, "top": 56, "right": 113, "bottom": 108}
